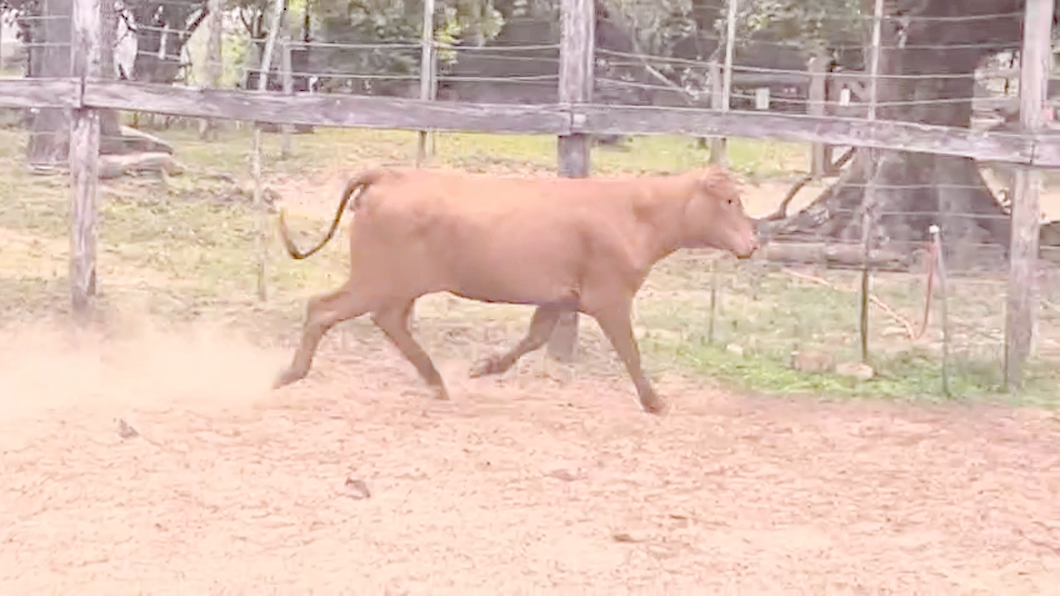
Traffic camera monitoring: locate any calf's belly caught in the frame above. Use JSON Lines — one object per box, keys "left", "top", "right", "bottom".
{"left": 442, "top": 260, "right": 582, "bottom": 308}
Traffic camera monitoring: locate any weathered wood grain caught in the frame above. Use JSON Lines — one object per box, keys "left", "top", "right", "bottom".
{"left": 708, "top": 60, "right": 725, "bottom": 164}
{"left": 1006, "top": 0, "right": 1053, "bottom": 389}
{"left": 578, "top": 105, "right": 1053, "bottom": 167}
{"left": 808, "top": 51, "right": 832, "bottom": 177}
{"left": 70, "top": 78, "right": 1060, "bottom": 167}
{"left": 415, "top": 0, "right": 436, "bottom": 166}
{"left": 0, "top": 78, "right": 80, "bottom": 109}
{"left": 549, "top": 0, "right": 595, "bottom": 362}
{"left": 69, "top": 0, "right": 101, "bottom": 319}
{"left": 758, "top": 242, "right": 917, "bottom": 272}
{"left": 99, "top": 151, "right": 184, "bottom": 179}
{"left": 82, "top": 79, "right": 572, "bottom": 135}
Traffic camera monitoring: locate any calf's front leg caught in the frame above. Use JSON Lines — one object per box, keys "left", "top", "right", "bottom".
{"left": 587, "top": 299, "right": 668, "bottom": 415}
{"left": 372, "top": 300, "right": 450, "bottom": 400}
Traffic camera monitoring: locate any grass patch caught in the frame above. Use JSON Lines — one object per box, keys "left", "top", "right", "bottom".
{"left": 629, "top": 257, "right": 1060, "bottom": 406}
{"left": 157, "top": 125, "right": 807, "bottom": 181}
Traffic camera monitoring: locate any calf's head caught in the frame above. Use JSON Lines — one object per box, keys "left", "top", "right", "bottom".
{"left": 679, "top": 166, "right": 760, "bottom": 258}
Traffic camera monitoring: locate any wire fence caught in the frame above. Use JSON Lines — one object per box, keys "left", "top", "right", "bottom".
{"left": 0, "top": 0, "right": 1057, "bottom": 399}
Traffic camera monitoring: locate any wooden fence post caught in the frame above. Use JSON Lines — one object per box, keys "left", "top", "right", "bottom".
{"left": 1006, "top": 0, "right": 1053, "bottom": 389}
{"left": 251, "top": 0, "right": 286, "bottom": 302}
{"left": 808, "top": 49, "right": 831, "bottom": 178}
{"left": 280, "top": 9, "right": 293, "bottom": 159}
{"left": 708, "top": 59, "right": 726, "bottom": 164}
{"left": 416, "top": 0, "right": 437, "bottom": 167}
{"left": 200, "top": 0, "right": 223, "bottom": 140}
{"left": 548, "top": 0, "right": 594, "bottom": 362}
{"left": 928, "top": 225, "right": 952, "bottom": 396}
{"left": 69, "top": 0, "right": 101, "bottom": 320}
{"left": 858, "top": 0, "right": 884, "bottom": 363}
{"left": 710, "top": 0, "right": 738, "bottom": 167}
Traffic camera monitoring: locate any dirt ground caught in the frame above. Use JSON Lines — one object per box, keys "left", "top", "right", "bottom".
{"left": 1, "top": 320, "right": 1059, "bottom": 595}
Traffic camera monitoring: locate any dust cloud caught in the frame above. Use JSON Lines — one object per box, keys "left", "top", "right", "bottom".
{"left": 0, "top": 313, "right": 289, "bottom": 423}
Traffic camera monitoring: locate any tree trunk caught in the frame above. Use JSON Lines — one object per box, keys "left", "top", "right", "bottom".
{"left": 199, "top": 0, "right": 225, "bottom": 140}
{"left": 27, "top": 0, "right": 73, "bottom": 168}
{"left": 130, "top": 2, "right": 208, "bottom": 85}
{"left": 771, "top": 2, "right": 1022, "bottom": 265}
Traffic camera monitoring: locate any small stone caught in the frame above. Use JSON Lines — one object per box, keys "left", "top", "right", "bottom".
{"left": 725, "top": 343, "right": 744, "bottom": 357}
{"left": 612, "top": 531, "right": 647, "bottom": 543}
{"left": 790, "top": 349, "right": 835, "bottom": 374}
{"left": 545, "top": 468, "right": 580, "bottom": 482}
{"left": 836, "top": 361, "right": 875, "bottom": 380}
{"left": 116, "top": 418, "right": 139, "bottom": 439}
{"left": 344, "top": 477, "right": 371, "bottom": 500}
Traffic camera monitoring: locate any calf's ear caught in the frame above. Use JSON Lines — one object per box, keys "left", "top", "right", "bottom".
{"left": 698, "top": 168, "right": 739, "bottom": 204}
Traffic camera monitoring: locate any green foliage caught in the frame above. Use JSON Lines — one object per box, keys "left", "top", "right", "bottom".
{"left": 743, "top": 0, "right": 865, "bottom": 48}
{"left": 301, "top": 0, "right": 508, "bottom": 83}
{"left": 607, "top": 0, "right": 864, "bottom": 59}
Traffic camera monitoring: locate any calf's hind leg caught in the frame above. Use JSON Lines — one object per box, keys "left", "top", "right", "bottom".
{"left": 372, "top": 300, "right": 450, "bottom": 400}
{"left": 275, "top": 284, "right": 369, "bottom": 388}
{"left": 469, "top": 305, "right": 563, "bottom": 378}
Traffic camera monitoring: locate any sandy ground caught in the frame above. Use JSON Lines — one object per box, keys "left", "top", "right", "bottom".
{"left": 3, "top": 163, "right": 1060, "bottom": 593}
{"left": 1, "top": 321, "right": 1059, "bottom": 595}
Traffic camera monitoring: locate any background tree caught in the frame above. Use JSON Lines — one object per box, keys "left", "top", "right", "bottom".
{"left": 764, "top": 0, "right": 1040, "bottom": 253}
{"left": 600, "top": 0, "right": 1056, "bottom": 251}
{"left": 122, "top": 0, "right": 209, "bottom": 83}
{"left": 7, "top": 0, "right": 208, "bottom": 162}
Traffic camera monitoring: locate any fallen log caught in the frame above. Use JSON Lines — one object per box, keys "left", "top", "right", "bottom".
{"left": 99, "top": 126, "right": 175, "bottom": 156}
{"left": 99, "top": 152, "right": 185, "bottom": 180}
{"left": 757, "top": 241, "right": 920, "bottom": 272}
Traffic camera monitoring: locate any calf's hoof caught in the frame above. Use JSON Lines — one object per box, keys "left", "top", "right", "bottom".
{"left": 468, "top": 356, "right": 504, "bottom": 379}
{"left": 431, "top": 384, "right": 451, "bottom": 401}
{"left": 272, "top": 368, "right": 306, "bottom": 389}
{"left": 640, "top": 397, "right": 670, "bottom": 416}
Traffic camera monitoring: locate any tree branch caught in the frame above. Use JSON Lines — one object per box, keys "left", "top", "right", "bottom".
{"left": 608, "top": 9, "right": 700, "bottom": 106}
{"left": 182, "top": 7, "right": 209, "bottom": 42}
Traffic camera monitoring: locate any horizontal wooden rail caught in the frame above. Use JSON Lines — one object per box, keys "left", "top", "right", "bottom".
{"left": 82, "top": 80, "right": 571, "bottom": 135}
{"left": 0, "top": 77, "right": 82, "bottom": 109}
{"left": 577, "top": 105, "right": 1042, "bottom": 166}
{"left": 1, "top": 77, "right": 1058, "bottom": 167}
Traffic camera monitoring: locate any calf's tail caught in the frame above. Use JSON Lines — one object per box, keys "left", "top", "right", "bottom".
{"left": 278, "top": 168, "right": 386, "bottom": 260}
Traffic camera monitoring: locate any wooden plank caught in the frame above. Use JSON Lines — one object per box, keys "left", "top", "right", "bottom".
{"left": 549, "top": 0, "right": 594, "bottom": 363}
{"left": 0, "top": 78, "right": 80, "bottom": 109}
{"left": 808, "top": 50, "right": 830, "bottom": 177}
{"left": 708, "top": 60, "right": 726, "bottom": 164}
{"left": 415, "top": 0, "right": 436, "bottom": 166}
{"left": 199, "top": 0, "right": 223, "bottom": 139}
{"left": 858, "top": 0, "right": 885, "bottom": 364}
{"left": 251, "top": 0, "right": 285, "bottom": 303}
{"left": 721, "top": 0, "right": 737, "bottom": 111}
{"left": 69, "top": 0, "right": 102, "bottom": 320}
{"left": 82, "top": 80, "right": 571, "bottom": 135}
{"left": 712, "top": 0, "right": 738, "bottom": 167}
{"left": 72, "top": 78, "right": 1060, "bottom": 167}
{"left": 280, "top": 16, "right": 293, "bottom": 158}
{"left": 1006, "top": 0, "right": 1053, "bottom": 389}
{"left": 577, "top": 106, "right": 1045, "bottom": 166}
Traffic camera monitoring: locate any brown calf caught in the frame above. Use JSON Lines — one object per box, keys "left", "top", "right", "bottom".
{"left": 274, "top": 165, "right": 759, "bottom": 415}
